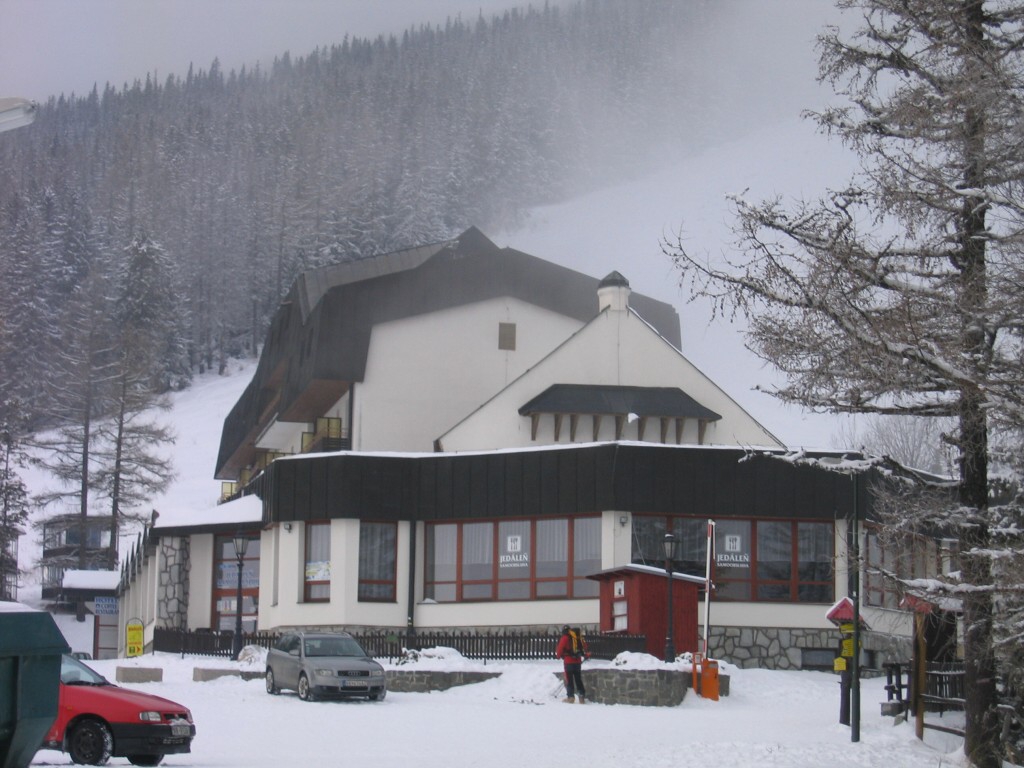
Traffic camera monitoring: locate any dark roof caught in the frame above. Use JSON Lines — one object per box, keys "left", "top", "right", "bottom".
{"left": 243, "top": 442, "right": 876, "bottom": 525}
{"left": 598, "top": 271, "right": 629, "bottom": 289}
{"left": 518, "top": 384, "right": 722, "bottom": 421}
{"left": 216, "top": 227, "right": 682, "bottom": 479}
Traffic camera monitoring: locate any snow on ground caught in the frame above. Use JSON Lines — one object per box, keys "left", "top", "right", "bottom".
{"left": 29, "top": 648, "right": 969, "bottom": 768}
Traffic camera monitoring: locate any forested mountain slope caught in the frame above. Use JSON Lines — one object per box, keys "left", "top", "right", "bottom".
{"left": 0, "top": 1, "right": 746, "bottom": 427}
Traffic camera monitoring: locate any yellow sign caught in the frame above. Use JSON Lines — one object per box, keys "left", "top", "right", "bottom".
{"left": 839, "top": 622, "right": 855, "bottom": 635}
{"left": 125, "top": 621, "right": 144, "bottom": 658}
{"left": 833, "top": 657, "right": 847, "bottom": 672}
{"left": 841, "top": 638, "right": 855, "bottom": 658}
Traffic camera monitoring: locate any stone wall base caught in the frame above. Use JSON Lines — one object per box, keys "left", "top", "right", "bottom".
{"left": 385, "top": 669, "right": 500, "bottom": 692}
{"left": 192, "top": 668, "right": 264, "bottom": 682}
{"left": 115, "top": 667, "right": 163, "bottom": 683}
{"left": 552, "top": 668, "right": 730, "bottom": 706}
{"left": 707, "top": 626, "right": 913, "bottom": 671}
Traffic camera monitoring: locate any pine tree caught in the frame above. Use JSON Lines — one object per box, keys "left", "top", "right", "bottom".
{"left": 90, "top": 235, "right": 178, "bottom": 567}
{"left": 0, "top": 426, "right": 30, "bottom": 601}
{"left": 665, "top": 2, "right": 1024, "bottom": 765}
{"left": 32, "top": 251, "right": 118, "bottom": 600}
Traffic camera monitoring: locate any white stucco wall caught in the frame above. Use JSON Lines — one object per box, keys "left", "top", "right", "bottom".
{"left": 257, "top": 520, "right": 411, "bottom": 630}
{"left": 119, "top": 546, "right": 160, "bottom": 653}
{"left": 245, "top": 515, "right": 900, "bottom": 638}
{"left": 439, "top": 307, "right": 784, "bottom": 451}
{"left": 187, "top": 533, "right": 215, "bottom": 630}
{"left": 354, "top": 298, "right": 584, "bottom": 452}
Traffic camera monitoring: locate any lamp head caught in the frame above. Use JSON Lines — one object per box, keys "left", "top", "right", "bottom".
{"left": 662, "top": 532, "right": 676, "bottom": 560}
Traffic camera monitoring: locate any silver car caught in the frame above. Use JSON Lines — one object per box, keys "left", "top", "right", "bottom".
{"left": 265, "top": 631, "right": 387, "bottom": 702}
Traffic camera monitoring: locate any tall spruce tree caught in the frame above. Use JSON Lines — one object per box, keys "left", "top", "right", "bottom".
{"left": 665, "top": 2, "right": 1024, "bottom": 765}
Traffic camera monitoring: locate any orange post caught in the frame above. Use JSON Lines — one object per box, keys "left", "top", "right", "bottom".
{"left": 700, "top": 658, "right": 720, "bottom": 701}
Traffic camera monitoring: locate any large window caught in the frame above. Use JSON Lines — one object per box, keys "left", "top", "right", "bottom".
{"left": 304, "top": 521, "right": 331, "bottom": 602}
{"left": 425, "top": 516, "right": 601, "bottom": 602}
{"left": 358, "top": 522, "right": 397, "bottom": 602}
{"left": 632, "top": 515, "right": 834, "bottom": 603}
{"left": 864, "top": 528, "right": 934, "bottom": 609}
{"left": 213, "top": 533, "right": 260, "bottom": 632}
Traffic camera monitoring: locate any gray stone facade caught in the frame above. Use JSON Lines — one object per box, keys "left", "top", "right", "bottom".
{"left": 157, "top": 536, "right": 190, "bottom": 629}
{"left": 707, "top": 626, "right": 835, "bottom": 670}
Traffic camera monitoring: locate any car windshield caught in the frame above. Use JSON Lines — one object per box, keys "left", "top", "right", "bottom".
{"left": 60, "top": 654, "right": 109, "bottom": 685}
{"left": 303, "top": 636, "right": 366, "bottom": 658}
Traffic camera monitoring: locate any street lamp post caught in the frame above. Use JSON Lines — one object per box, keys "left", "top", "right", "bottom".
{"left": 663, "top": 532, "right": 676, "bottom": 662}
{"left": 231, "top": 534, "right": 249, "bottom": 660}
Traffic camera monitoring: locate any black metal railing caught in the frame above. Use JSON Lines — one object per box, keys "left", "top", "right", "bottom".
{"left": 154, "top": 628, "right": 280, "bottom": 657}
{"left": 153, "top": 627, "right": 646, "bottom": 662}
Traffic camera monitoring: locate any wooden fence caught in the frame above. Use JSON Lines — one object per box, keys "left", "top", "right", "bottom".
{"left": 153, "top": 627, "right": 647, "bottom": 663}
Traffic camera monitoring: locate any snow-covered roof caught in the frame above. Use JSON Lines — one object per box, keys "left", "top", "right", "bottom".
{"left": 153, "top": 493, "right": 264, "bottom": 530}
{"left": 0, "top": 600, "right": 39, "bottom": 613}
{"left": 62, "top": 569, "right": 121, "bottom": 591}
{"left": 589, "top": 563, "right": 708, "bottom": 586}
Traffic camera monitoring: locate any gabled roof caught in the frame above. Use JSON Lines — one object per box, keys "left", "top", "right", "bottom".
{"left": 216, "top": 227, "right": 682, "bottom": 479}
{"left": 519, "top": 384, "right": 722, "bottom": 422}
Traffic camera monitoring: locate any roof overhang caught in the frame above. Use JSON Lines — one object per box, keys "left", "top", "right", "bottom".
{"left": 519, "top": 384, "right": 721, "bottom": 421}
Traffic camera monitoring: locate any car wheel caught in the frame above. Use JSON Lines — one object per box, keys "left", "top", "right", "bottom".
{"left": 297, "top": 673, "right": 315, "bottom": 701}
{"left": 266, "top": 668, "right": 279, "bottom": 695}
{"left": 372, "top": 690, "right": 387, "bottom": 701}
{"left": 68, "top": 719, "right": 113, "bottom": 765}
{"left": 127, "top": 755, "right": 164, "bottom": 767}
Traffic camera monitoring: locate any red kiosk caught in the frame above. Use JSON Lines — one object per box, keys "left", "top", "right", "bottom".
{"left": 588, "top": 564, "right": 705, "bottom": 659}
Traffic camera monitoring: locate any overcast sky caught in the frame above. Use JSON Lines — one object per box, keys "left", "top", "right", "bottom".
{"left": 2, "top": 0, "right": 537, "bottom": 101}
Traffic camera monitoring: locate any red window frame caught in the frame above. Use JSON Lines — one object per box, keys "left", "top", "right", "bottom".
{"left": 632, "top": 515, "right": 835, "bottom": 604}
{"left": 358, "top": 521, "right": 397, "bottom": 602}
{"left": 211, "top": 533, "right": 260, "bottom": 632}
{"left": 303, "top": 521, "right": 331, "bottom": 603}
{"left": 424, "top": 516, "right": 600, "bottom": 603}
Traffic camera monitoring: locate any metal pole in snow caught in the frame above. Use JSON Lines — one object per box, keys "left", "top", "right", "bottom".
{"left": 851, "top": 475, "right": 861, "bottom": 742}
{"left": 703, "top": 519, "right": 715, "bottom": 658}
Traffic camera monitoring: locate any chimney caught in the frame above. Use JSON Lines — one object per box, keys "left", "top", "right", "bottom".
{"left": 597, "top": 271, "right": 631, "bottom": 312}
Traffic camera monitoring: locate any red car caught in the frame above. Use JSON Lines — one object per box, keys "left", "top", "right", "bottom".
{"left": 41, "top": 654, "right": 195, "bottom": 767}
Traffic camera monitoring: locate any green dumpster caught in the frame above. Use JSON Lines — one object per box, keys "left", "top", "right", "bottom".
{"left": 0, "top": 607, "right": 70, "bottom": 768}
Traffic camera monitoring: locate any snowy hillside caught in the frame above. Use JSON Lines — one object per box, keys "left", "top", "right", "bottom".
{"left": 16, "top": 360, "right": 256, "bottom": 603}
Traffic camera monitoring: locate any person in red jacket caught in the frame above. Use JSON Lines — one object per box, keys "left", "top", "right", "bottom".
{"left": 555, "top": 625, "right": 590, "bottom": 703}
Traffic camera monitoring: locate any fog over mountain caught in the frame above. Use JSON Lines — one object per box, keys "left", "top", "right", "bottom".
{"left": 1, "top": 0, "right": 855, "bottom": 448}
{"left": 2, "top": 0, "right": 537, "bottom": 101}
